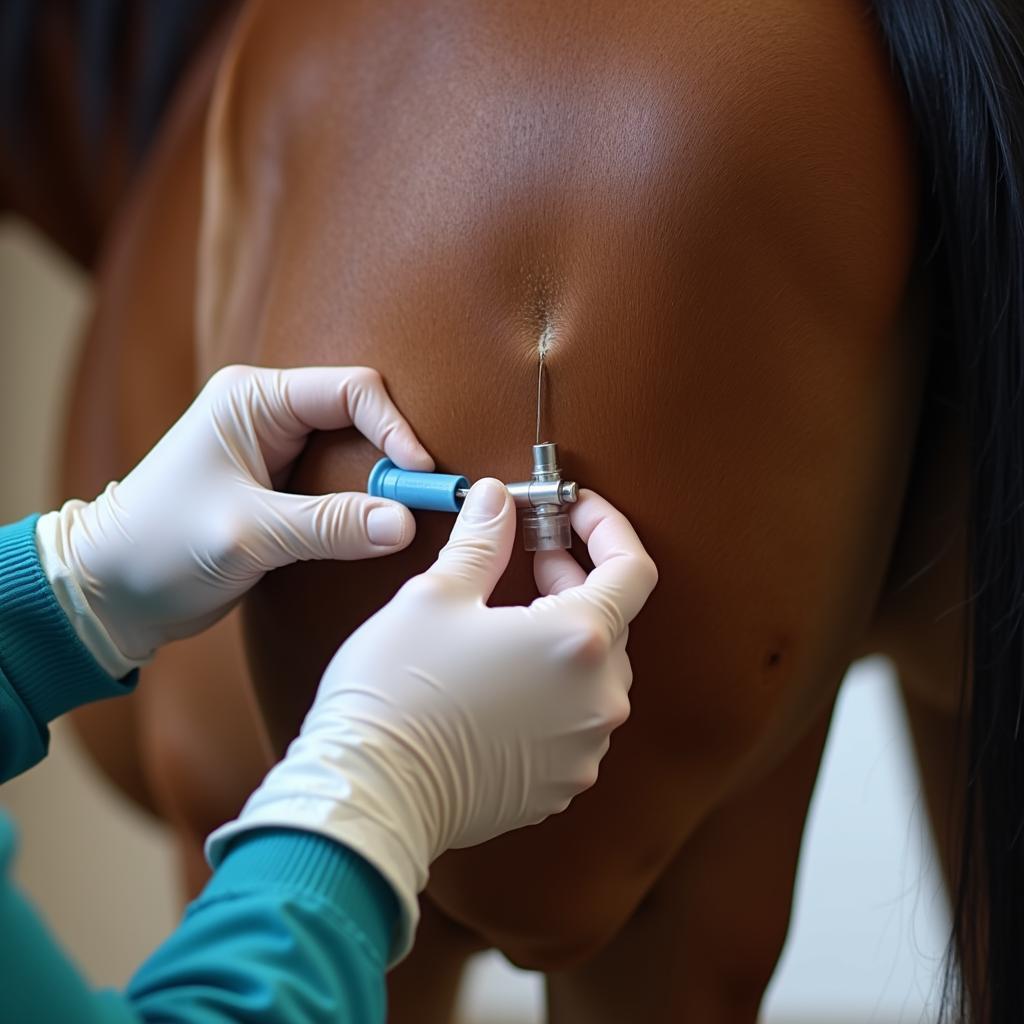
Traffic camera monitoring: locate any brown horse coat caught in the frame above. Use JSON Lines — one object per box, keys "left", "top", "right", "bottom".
{"left": 55, "top": 1, "right": 968, "bottom": 1019}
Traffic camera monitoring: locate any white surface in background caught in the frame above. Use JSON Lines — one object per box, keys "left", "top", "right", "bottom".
{"left": 0, "top": 222, "right": 181, "bottom": 987}
{"left": 763, "top": 658, "right": 949, "bottom": 1022}
{"left": 456, "top": 659, "right": 950, "bottom": 1024}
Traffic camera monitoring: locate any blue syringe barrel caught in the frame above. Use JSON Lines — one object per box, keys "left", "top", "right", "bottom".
{"left": 367, "top": 458, "right": 468, "bottom": 513}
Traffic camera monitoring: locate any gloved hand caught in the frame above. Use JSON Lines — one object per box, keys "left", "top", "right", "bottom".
{"left": 206, "top": 477, "right": 658, "bottom": 962}
{"left": 36, "top": 365, "right": 432, "bottom": 670}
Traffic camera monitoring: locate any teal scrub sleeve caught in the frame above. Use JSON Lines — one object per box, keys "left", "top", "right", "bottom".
{"left": 1, "top": 817, "right": 398, "bottom": 1023}
{"left": 0, "top": 514, "right": 137, "bottom": 782}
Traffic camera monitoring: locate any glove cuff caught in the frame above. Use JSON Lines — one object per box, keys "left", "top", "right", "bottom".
{"left": 206, "top": 772, "right": 428, "bottom": 964}
{"left": 35, "top": 506, "right": 147, "bottom": 679}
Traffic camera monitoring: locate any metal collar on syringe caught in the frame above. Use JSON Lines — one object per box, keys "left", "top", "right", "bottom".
{"left": 455, "top": 442, "right": 578, "bottom": 551}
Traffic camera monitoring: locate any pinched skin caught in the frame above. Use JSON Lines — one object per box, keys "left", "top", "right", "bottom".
{"left": 199, "top": 0, "right": 922, "bottom": 979}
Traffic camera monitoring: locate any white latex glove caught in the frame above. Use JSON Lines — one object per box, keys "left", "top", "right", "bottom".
{"left": 38, "top": 365, "right": 433, "bottom": 668}
{"left": 206, "top": 477, "right": 658, "bottom": 963}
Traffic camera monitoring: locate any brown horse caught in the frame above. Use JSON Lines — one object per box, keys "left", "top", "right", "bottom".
{"left": 17, "top": 1, "right": 975, "bottom": 1020}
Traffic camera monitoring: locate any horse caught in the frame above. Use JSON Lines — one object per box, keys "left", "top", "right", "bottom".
{"left": 8, "top": 2, "right": 1024, "bottom": 1021}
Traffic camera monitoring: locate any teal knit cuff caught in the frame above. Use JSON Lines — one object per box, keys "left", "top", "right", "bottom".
{"left": 208, "top": 830, "right": 400, "bottom": 966}
{"left": 0, "top": 515, "right": 137, "bottom": 729}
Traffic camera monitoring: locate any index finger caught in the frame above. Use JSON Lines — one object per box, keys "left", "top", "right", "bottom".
{"left": 533, "top": 489, "right": 658, "bottom": 639}
{"left": 247, "top": 365, "right": 434, "bottom": 475}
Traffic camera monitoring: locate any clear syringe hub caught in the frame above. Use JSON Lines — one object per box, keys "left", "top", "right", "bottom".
{"left": 521, "top": 442, "right": 573, "bottom": 552}
{"left": 522, "top": 509, "right": 572, "bottom": 551}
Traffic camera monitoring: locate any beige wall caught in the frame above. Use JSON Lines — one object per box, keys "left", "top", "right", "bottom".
{"left": 0, "top": 221, "right": 181, "bottom": 986}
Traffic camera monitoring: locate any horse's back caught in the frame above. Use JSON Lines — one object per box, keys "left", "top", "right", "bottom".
{"left": 201, "top": 0, "right": 924, "bottom": 966}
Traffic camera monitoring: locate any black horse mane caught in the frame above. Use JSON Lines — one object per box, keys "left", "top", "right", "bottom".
{"left": 0, "top": 0, "right": 227, "bottom": 161}
{"left": 872, "top": 1, "right": 1024, "bottom": 1021}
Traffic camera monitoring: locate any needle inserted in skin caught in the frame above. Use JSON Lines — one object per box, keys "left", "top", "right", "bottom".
{"left": 535, "top": 353, "right": 545, "bottom": 445}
